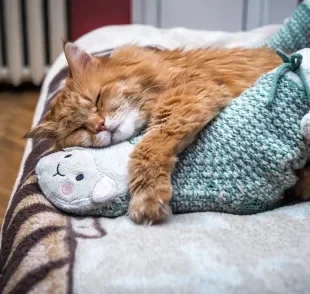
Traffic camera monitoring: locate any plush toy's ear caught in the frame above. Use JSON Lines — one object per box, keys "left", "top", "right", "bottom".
{"left": 301, "top": 112, "right": 310, "bottom": 140}
{"left": 92, "top": 176, "right": 118, "bottom": 204}
{"left": 24, "top": 119, "right": 57, "bottom": 139}
{"left": 64, "top": 42, "right": 96, "bottom": 76}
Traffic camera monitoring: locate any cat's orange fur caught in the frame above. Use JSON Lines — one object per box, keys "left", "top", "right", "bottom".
{"left": 27, "top": 43, "right": 307, "bottom": 223}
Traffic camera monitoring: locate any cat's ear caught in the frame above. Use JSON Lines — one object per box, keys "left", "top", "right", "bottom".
{"left": 24, "top": 118, "right": 57, "bottom": 139}
{"left": 64, "top": 42, "right": 96, "bottom": 76}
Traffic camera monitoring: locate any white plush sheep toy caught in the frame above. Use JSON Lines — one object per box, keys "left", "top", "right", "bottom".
{"left": 36, "top": 142, "right": 134, "bottom": 216}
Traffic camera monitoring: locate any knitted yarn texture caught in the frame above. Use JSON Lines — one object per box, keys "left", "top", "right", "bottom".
{"left": 130, "top": 49, "right": 310, "bottom": 216}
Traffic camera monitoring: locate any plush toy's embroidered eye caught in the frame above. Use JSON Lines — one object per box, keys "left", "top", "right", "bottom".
{"left": 76, "top": 174, "right": 84, "bottom": 181}
{"left": 64, "top": 154, "right": 72, "bottom": 158}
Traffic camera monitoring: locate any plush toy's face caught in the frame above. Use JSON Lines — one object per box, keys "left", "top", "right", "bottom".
{"left": 36, "top": 148, "right": 121, "bottom": 212}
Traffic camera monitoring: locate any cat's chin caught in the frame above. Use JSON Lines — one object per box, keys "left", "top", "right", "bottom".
{"left": 93, "top": 129, "right": 134, "bottom": 147}
{"left": 111, "top": 130, "right": 131, "bottom": 144}
{"left": 110, "top": 120, "right": 138, "bottom": 144}
{"left": 94, "top": 131, "right": 112, "bottom": 147}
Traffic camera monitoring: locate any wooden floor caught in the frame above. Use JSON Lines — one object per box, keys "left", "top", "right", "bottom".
{"left": 0, "top": 88, "right": 38, "bottom": 226}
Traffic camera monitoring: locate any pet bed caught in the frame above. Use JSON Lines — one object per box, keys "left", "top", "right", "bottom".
{"left": 1, "top": 19, "right": 310, "bottom": 294}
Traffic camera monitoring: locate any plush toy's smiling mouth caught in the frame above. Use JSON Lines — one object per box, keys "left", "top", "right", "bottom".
{"left": 53, "top": 163, "right": 65, "bottom": 177}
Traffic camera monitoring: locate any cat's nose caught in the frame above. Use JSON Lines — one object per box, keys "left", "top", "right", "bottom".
{"left": 87, "top": 114, "right": 105, "bottom": 134}
{"left": 95, "top": 120, "right": 105, "bottom": 133}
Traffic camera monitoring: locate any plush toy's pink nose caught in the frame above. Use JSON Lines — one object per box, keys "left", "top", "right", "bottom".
{"left": 61, "top": 182, "right": 73, "bottom": 196}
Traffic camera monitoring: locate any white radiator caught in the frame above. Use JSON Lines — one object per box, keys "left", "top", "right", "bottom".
{"left": 0, "top": 0, "right": 68, "bottom": 86}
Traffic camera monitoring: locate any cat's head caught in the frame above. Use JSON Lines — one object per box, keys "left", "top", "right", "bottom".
{"left": 26, "top": 43, "right": 162, "bottom": 148}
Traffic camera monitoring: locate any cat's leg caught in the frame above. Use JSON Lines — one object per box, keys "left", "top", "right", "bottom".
{"left": 128, "top": 82, "right": 233, "bottom": 224}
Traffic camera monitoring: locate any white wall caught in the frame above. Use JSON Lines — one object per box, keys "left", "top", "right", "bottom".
{"left": 160, "top": 0, "right": 244, "bottom": 31}
{"left": 246, "top": 0, "right": 298, "bottom": 30}
{"left": 132, "top": 0, "right": 298, "bottom": 31}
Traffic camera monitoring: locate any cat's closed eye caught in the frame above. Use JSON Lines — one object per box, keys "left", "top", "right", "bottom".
{"left": 110, "top": 105, "right": 119, "bottom": 112}
{"left": 109, "top": 102, "right": 121, "bottom": 112}
{"left": 95, "top": 92, "right": 101, "bottom": 106}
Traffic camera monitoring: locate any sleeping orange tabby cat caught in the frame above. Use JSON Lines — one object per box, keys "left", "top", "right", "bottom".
{"left": 27, "top": 43, "right": 308, "bottom": 223}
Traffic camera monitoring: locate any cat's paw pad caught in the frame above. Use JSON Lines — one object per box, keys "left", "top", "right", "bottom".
{"left": 128, "top": 196, "right": 171, "bottom": 224}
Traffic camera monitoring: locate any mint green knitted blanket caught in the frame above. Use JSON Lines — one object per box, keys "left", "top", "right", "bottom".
{"left": 122, "top": 50, "right": 310, "bottom": 216}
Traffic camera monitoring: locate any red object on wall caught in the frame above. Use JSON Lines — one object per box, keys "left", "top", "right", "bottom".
{"left": 70, "top": 0, "right": 131, "bottom": 41}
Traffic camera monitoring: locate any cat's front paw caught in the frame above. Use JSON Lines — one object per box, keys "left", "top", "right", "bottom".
{"left": 128, "top": 192, "right": 171, "bottom": 224}
{"left": 128, "top": 159, "right": 173, "bottom": 224}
